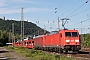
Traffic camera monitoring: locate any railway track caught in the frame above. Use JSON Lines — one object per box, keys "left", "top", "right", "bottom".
{"left": 60, "top": 51, "right": 90, "bottom": 60}
{"left": 60, "top": 47, "right": 90, "bottom": 60}
{"left": 44, "top": 47, "right": 90, "bottom": 60}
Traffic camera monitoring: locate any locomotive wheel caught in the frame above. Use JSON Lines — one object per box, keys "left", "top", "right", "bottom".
{"left": 41, "top": 47, "right": 44, "bottom": 51}
{"left": 44, "top": 47, "right": 47, "bottom": 51}
{"left": 65, "top": 50, "right": 68, "bottom": 53}
{"left": 63, "top": 50, "right": 68, "bottom": 53}
{"left": 58, "top": 48, "right": 63, "bottom": 53}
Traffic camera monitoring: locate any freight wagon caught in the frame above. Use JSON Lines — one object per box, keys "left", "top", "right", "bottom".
{"left": 13, "top": 37, "right": 34, "bottom": 49}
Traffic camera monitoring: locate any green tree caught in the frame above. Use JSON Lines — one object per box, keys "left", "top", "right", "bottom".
{"left": 0, "top": 30, "right": 8, "bottom": 46}
{"left": 83, "top": 34, "right": 90, "bottom": 46}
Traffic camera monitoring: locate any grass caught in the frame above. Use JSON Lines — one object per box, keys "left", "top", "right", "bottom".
{"left": 5, "top": 46, "right": 75, "bottom": 60}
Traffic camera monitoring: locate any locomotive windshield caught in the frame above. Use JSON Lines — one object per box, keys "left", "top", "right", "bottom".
{"left": 72, "top": 32, "right": 78, "bottom": 37}
{"left": 65, "top": 32, "right": 78, "bottom": 37}
{"left": 65, "top": 32, "right": 71, "bottom": 36}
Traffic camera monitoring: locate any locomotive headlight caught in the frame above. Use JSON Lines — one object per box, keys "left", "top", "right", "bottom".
{"left": 75, "top": 40, "right": 79, "bottom": 42}
{"left": 66, "top": 40, "right": 70, "bottom": 42}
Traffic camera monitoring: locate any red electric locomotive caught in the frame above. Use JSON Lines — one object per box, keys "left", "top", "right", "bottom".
{"left": 34, "top": 29, "right": 81, "bottom": 53}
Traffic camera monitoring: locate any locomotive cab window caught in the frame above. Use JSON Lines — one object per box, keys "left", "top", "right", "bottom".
{"left": 65, "top": 32, "right": 78, "bottom": 37}
{"left": 65, "top": 32, "right": 71, "bottom": 36}
{"left": 72, "top": 32, "right": 78, "bottom": 37}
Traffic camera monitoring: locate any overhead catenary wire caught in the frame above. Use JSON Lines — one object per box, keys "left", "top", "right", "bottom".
{"left": 35, "top": 0, "right": 68, "bottom": 31}
{"left": 47, "top": 0, "right": 70, "bottom": 30}
{"left": 64, "top": 0, "right": 90, "bottom": 30}
{"left": 41, "top": 0, "right": 64, "bottom": 21}
{"left": 42, "top": 0, "right": 69, "bottom": 22}
{"left": 50, "top": 0, "right": 85, "bottom": 30}
{"left": 47, "top": 0, "right": 65, "bottom": 18}
{"left": 69, "top": 7, "right": 90, "bottom": 18}
{"left": 66, "top": 0, "right": 89, "bottom": 18}
{"left": 66, "top": 18, "right": 90, "bottom": 29}
{"left": 62, "top": 0, "right": 81, "bottom": 16}
{"left": 56, "top": 0, "right": 69, "bottom": 11}
{"left": 50, "top": 0, "right": 88, "bottom": 30}
{"left": 35, "top": 0, "right": 64, "bottom": 29}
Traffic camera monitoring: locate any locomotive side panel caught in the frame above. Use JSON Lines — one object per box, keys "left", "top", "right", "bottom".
{"left": 59, "top": 31, "right": 65, "bottom": 49}
{"left": 45, "top": 34, "right": 60, "bottom": 47}
{"left": 34, "top": 35, "right": 44, "bottom": 49}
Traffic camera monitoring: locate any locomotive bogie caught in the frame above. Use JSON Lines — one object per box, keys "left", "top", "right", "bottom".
{"left": 64, "top": 45, "right": 81, "bottom": 51}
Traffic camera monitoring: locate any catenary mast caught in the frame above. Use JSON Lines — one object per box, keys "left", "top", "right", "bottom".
{"left": 21, "top": 7, "right": 24, "bottom": 40}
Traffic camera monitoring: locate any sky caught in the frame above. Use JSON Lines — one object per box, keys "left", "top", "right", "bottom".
{"left": 0, "top": 0, "right": 90, "bottom": 34}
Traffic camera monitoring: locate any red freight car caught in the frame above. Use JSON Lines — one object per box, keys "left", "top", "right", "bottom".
{"left": 23, "top": 39, "right": 34, "bottom": 49}
{"left": 13, "top": 41, "right": 21, "bottom": 47}
{"left": 14, "top": 37, "right": 34, "bottom": 49}
{"left": 34, "top": 29, "right": 81, "bottom": 53}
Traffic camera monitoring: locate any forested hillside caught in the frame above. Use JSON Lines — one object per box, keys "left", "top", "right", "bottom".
{"left": 0, "top": 19, "right": 48, "bottom": 35}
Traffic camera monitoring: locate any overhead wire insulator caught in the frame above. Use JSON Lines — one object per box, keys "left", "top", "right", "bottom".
{"left": 53, "top": 21, "right": 54, "bottom": 23}
{"left": 36, "top": 21, "right": 37, "bottom": 23}
{"left": 48, "top": 20, "right": 49, "bottom": 23}
{"left": 55, "top": 8, "right": 57, "bottom": 10}
{"left": 55, "top": 8, "right": 57, "bottom": 13}
{"left": 55, "top": 11, "right": 57, "bottom": 13}
{"left": 38, "top": 21, "right": 39, "bottom": 24}
{"left": 86, "top": 0, "right": 89, "bottom": 3}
